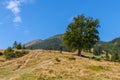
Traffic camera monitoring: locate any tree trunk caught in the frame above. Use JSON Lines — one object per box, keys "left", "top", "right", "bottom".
{"left": 78, "top": 49, "right": 81, "bottom": 56}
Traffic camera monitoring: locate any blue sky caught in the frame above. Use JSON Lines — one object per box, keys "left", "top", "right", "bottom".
{"left": 0, "top": 0, "right": 120, "bottom": 49}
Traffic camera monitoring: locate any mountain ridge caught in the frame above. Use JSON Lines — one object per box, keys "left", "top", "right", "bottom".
{"left": 25, "top": 34, "right": 69, "bottom": 51}
{"left": 25, "top": 39, "right": 43, "bottom": 48}
{"left": 25, "top": 34, "right": 120, "bottom": 53}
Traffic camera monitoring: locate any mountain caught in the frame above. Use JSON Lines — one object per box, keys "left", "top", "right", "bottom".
{"left": 25, "top": 34, "right": 69, "bottom": 51}
{"left": 25, "top": 34, "right": 120, "bottom": 53}
{"left": 110, "top": 37, "right": 120, "bottom": 45}
{"left": 25, "top": 39, "right": 43, "bottom": 48}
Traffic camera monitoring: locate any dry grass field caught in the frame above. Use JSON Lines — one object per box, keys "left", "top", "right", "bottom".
{"left": 0, "top": 50, "right": 120, "bottom": 80}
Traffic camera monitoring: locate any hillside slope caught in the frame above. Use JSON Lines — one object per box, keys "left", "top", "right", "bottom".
{"left": 25, "top": 39, "right": 43, "bottom": 48}
{"left": 25, "top": 34, "right": 69, "bottom": 51}
{"left": 0, "top": 50, "right": 120, "bottom": 80}
{"left": 94, "top": 37, "right": 120, "bottom": 53}
{"left": 25, "top": 34, "right": 120, "bottom": 53}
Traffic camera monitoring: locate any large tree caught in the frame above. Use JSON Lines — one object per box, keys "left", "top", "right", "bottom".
{"left": 62, "top": 14, "right": 100, "bottom": 56}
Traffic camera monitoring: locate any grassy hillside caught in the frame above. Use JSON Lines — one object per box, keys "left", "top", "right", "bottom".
{"left": 0, "top": 50, "right": 120, "bottom": 80}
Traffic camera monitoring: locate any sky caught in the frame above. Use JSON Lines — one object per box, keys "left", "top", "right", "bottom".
{"left": 0, "top": 0, "right": 120, "bottom": 49}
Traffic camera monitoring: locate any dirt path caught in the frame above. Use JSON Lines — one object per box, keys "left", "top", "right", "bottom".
{"left": 14, "top": 51, "right": 41, "bottom": 71}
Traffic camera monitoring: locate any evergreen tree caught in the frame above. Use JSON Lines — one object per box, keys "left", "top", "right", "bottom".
{"left": 16, "top": 43, "right": 22, "bottom": 49}
{"left": 13, "top": 41, "right": 17, "bottom": 49}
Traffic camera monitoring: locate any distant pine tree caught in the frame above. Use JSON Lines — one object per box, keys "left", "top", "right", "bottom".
{"left": 13, "top": 41, "right": 18, "bottom": 49}
{"left": 16, "top": 43, "right": 22, "bottom": 49}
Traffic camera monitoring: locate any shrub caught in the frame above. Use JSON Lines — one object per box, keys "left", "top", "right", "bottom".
{"left": 4, "top": 51, "right": 15, "bottom": 60}
{"left": 0, "top": 52, "right": 3, "bottom": 56}
{"left": 15, "top": 51, "right": 24, "bottom": 58}
{"left": 55, "top": 57, "right": 61, "bottom": 62}
{"left": 68, "top": 57, "right": 76, "bottom": 60}
{"left": 93, "top": 46, "right": 103, "bottom": 56}
{"left": 111, "top": 53, "right": 120, "bottom": 62}
{"left": 3, "top": 47, "right": 29, "bottom": 60}
{"left": 15, "top": 51, "right": 28, "bottom": 58}
{"left": 21, "top": 50, "right": 28, "bottom": 55}
{"left": 92, "top": 56, "right": 101, "bottom": 61}
{"left": 4, "top": 47, "right": 15, "bottom": 59}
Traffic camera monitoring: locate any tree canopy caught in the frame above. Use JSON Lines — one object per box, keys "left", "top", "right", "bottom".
{"left": 62, "top": 14, "right": 100, "bottom": 56}
{"left": 13, "top": 41, "right": 25, "bottom": 49}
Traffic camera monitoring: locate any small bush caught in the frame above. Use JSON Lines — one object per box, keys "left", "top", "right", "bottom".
{"left": 55, "top": 57, "right": 61, "bottom": 62}
{"left": 111, "top": 53, "right": 120, "bottom": 62}
{"left": 4, "top": 47, "right": 15, "bottom": 60}
{"left": 21, "top": 50, "right": 29, "bottom": 55}
{"left": 4, "top": 51, "right": 15, "bottom": 60}
{"left": 3, "top": 47, "right": 29, "bottom": 60}
{"left": 0, "top": 52, "right": 3, "bottom": 56}
{"left": 68, "top": 57, "right": 76, "bottom": 60}
{"left": 15, "top": 51, "right": 28, "bottom": 58}
{"left": 92, "top": 56, "right": 101, "bottom": 61}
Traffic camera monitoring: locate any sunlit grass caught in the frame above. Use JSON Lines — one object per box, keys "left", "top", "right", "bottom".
{"left": 0, "top": 50, "right": 120, "bottom": 80}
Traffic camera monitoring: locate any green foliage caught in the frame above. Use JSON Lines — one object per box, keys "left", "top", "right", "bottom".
{"left": 30, "top": 46, "right": 33, "bottom": 50}
{"left": 93, "top": 45, "right": 103, "bottom": 55}
{"left": 13, "top": 41, "right": 17, "bottom": 49}
{"left": 13, "top": 41, "right": 25, "bottom": 49}
{"left": 91, "top": 56, "right": 101, "bottom": 61}
{"left": 62, "top": 14, "right": 100, "bottom": 56}
{"left": 16, "top": 43, "right": 22, "bottom": 49}
{"left": 15, "top": 51, "right": 28, "bottom": 58}
{"left": 68, "top": 57, "right": 76, "bottom": 60}
{"left": 4, "top": 47, "right": 15, "bottom": 60}
{"left": 87, "top": 65, "right": 109, "bottom": 71}
{"left": 93, "top": 38, "right": 120, "bottom": 62}
{"left": 55, "top": 57, "right": 61, "bottom": 62}
{"left": 22, "top": 45, "right": 26, "bottom": 49}
{"left": 3, "top": 47, "right": 28, "bottom": 60}
{"left": 111, "top": 53, "right": 120, "bottom": 62}
{"left": 110, "top": 41, "right": 120, "bottom": 61}
{"left": 0, "top": 52, "right": 3, "bottom": 56}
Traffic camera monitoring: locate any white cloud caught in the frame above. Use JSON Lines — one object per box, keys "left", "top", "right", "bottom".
{"left": 6, "top": 0, "right": 20, "bottom": 15}
{"left": 5, "top": 0, "right": 32, "bottom": 23}
{"left": 13, "top": 16, "right": 21, "bottom": 23}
